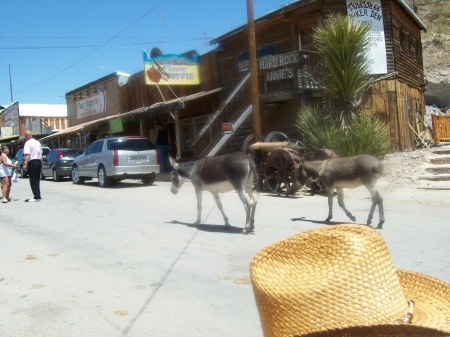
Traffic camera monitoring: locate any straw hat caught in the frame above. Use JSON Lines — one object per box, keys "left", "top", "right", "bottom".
{"left": 250, "top": 224, "right": 450, "bottom": 337}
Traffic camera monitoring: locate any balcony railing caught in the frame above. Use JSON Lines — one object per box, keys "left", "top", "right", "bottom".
{"left": 258, "top": 50, "right": 322, "bottom": 100}
{"left": 191, "top": 50, "right": 323, "bottom": 157}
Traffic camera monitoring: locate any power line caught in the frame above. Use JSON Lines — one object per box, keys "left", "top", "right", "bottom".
{"left": 5, "top": 0, "right": 168, "bottom": 97}
{"left": 1, "top": 38, "right": 207, "bottom": 50}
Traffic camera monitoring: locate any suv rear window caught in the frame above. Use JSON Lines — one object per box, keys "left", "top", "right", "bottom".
{"left": 62, "top": 150, "right": 81, "bottom": 157}
{"left": 106, "top": 138, "right": 156, "bottom": 151}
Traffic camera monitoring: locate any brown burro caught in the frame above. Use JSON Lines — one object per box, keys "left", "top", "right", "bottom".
{"left": 170, "top": 152, "right": 259, "bottom": 234}
{"left": 298, "top": 154, "right": 385, "bottom": 228}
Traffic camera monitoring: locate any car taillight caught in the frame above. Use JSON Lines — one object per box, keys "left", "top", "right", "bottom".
{"left": 156, "top": 149, "right": 160, "bottom": 164}
{"left": 113, "top": 150, "right": 118, "bottom": 166}
{"left": 58, "top": 150, "right": 63, "bottom": 158}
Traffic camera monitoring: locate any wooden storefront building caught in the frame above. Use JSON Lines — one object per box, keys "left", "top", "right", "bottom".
{"left": 204, "top": 0, "right": 428, "bottom": 155}
{"left": 41, "top": 0, "right": 427, "bottom": 157}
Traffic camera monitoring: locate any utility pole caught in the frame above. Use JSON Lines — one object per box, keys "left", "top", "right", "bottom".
{"left": 247, "top": 0, "right": 262, "bottom": 142}
{"left": 9, "top": 65, "right": 13, "bottom": 102}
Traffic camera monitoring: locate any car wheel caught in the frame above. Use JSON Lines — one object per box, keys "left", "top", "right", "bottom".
{"left": 20, "top": 165, "right": 27, "bottom": 178}
{"left": 40, "top": 171, "right": 46, "bottom": 180}
{"left": 72, "top": 166, "right": 85, "bottom": 184}
{"left": 53, "top": 169, "right": 62, "bottom": 182}
{"left": 98, "top": 166, "right": 112, "bottom": 187}
{"left": 142, "top": 175, "right": 155, "bottom": 185}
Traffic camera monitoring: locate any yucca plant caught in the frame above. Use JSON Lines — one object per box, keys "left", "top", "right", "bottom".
{"left": 296, "top": 106, "right": 390, "bottom": 157}
{"left": 296, "top": 15, "right": 391, "bottom": 157}
{"left": 338, "top": 109, "right": 390, "bottom": 157}
{"left": 313, "top": 14, "right": 372, "bottom": 125}
{"left": 295, "top": 106, "right": 339, "bottom": 150}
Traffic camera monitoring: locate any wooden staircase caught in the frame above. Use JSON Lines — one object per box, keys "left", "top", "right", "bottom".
{"left": 192, "top": 73, "right": 253, "bottom": 157}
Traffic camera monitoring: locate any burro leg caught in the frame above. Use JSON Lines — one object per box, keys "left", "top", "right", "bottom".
{"left": 336, "top": 187, "right": 356, "bottom": 222}
{"left": 194, "top": 188, "right": 202, "bottom": 226}
{"left": 212, "top": 192, "right": 230, "bottom": 227}
{"left": 325, "top": 188, "right": 334, "bottom": 223}
{"left": 236, "top": 189, "right": 253, "bottom": 234}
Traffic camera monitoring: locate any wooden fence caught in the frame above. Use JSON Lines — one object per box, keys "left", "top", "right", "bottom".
{"left": 431, "top": 114, "right": 450, "bottom": 145}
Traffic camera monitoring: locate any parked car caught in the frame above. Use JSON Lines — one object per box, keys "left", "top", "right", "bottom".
{"left": 13, "top": 146, "right": 51, "bottom": 178}
{"left": 41, "top": 148, "right": 83, "bottom": 181}
{"left": 12, "top": 149, "right": 26, "bottom": 177}
{"left": 42, "top": 146, "right": 51, "bottom": 159}
{"left": 71, "top": 136, "right": 159, "bottom": 187}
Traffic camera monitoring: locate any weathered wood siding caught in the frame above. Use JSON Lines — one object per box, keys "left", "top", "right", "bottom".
{"left": 214, "top": 0, "right": 426, "bottom": 153}
{"left": 389, "top": 0, "right": 425, "bottom": 88}
{"left": 363, "top": 79, "right": 426, "bottom": 151}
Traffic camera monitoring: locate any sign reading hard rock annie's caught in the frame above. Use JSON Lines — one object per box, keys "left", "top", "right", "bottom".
{"left": 77, "top": 90, "right": 106, "bottom": 120}
{"left": 259, "top": 51, "right": 301, "bottom": 70}
{"left": 259, "top": 51, "right": 301, "bottom": 82}
{"left": 347, "top": 0, "right": 388, "bottom": 74}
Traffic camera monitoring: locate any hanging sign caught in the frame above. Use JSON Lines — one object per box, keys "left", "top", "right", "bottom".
{"left": 110, "top": 118, "right": 123, "bottom": 133}
{"left": 76, "top": 90, "right": 106, "bottom": 119}
{"left": 143, "top": 51, "right": 200, "bottom": 85}
{"left": 222, "top": 122, "right": 233, "bottom": 135}
{"left": 347, "top": 0, "right": 388, "bottom": 74}
{"left": 4, "top": 102, "right": 20, "bottom": 135}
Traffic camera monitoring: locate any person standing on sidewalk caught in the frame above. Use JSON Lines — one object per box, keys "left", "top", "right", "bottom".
{"left": 155, "top": 124, "right": 172, "bottom": 173}
{"left": 0, "top": 145, "right": 17, "bottom": 203}
{"left": 23, "top": 131, "right": 43, "bottom": 202}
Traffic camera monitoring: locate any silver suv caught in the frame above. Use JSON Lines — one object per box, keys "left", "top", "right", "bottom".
{"left": 71, "top": 136, "right": 160, "bottom": 187}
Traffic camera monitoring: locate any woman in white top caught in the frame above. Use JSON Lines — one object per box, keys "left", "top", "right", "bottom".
{"left": 0, "top": 145, "right": 17, "bottom": 203}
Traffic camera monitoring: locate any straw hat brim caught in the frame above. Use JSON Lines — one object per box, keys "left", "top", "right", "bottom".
{"left": 292, "top": 325, "right": 448, "bottom": 337}
{"left": 250, "top": 225, "right": 450, "bottom": 337}
{"left": 395, "top": 268, "right": 450, "bottom": 333}
{"left": 290, "top": 268, "right": 450, "bottom": 337}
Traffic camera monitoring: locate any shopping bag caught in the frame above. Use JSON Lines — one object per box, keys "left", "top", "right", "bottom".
{"left": 12, "top": 171, "right": 19, "bottom": 183}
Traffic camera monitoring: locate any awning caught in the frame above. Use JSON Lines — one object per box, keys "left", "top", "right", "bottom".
{"left": 39, "top": 87, "right": 223, "bottom": 142}
{"left": 0, "top": 134, "right": 21, "bottom": 143}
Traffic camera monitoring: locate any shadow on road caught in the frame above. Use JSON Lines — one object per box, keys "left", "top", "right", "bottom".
{"left": 66, "top": 181, "right": 162, "bottom": 189}
{"left": 291, "top": 216, "right": 363, "bottom": 226}
{"left": 168, "top": 220, "right": 248, "bottom": 234}
{"left": 262, "top": 193, "right": 303, "bottom": 199}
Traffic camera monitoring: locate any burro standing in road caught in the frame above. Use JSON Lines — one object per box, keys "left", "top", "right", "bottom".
{"left": 170, "top": 152, "right": 259, "bottom": 234}
{"left": 298, "top": 154, "right": 385, "bottom": 228}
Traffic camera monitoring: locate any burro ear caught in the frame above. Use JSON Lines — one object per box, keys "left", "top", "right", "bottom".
{"left": 169, "top": 155, "right": 178, "bottom": 169}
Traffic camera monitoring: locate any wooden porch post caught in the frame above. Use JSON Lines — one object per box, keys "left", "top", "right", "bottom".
{"left": 247, "top": 0, "right": 262, "bottom": 142}
{"left": 174, "top": 110, "right": 181, "bottom": 158}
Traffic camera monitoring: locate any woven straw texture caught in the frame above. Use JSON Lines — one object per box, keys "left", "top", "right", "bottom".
{"left": 250, "top": 224, "right": 450, "bottom": 337}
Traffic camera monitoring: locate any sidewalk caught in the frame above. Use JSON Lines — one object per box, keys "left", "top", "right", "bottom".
{"left": 155, "top": 171, "right": 172, "bottom": 182}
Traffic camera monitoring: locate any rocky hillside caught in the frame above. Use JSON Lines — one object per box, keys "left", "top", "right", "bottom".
{"left": 408, "top": 0, "right": 450, "bottom": 108}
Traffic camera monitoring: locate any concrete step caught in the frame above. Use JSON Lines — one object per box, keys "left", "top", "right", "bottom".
{"left": 432, "top": 148, "right": 450, "bottom": 155}
{"left": 426, "top": 165, "right": 450, "bottom": 174}
{"left": 418, "top": 186, "right": 450, "bottom": 190}
{"left": 429, "top": 155, "right": 450, "bottom": 165}
{"left": 419, "top": 174, "right": 450, "bottom": 181}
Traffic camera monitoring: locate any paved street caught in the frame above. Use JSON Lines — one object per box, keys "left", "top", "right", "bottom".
{"left": 1, "top": 177, "right": 449, "bottom": 337}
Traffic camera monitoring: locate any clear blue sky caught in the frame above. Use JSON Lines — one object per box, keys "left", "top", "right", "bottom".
{"left": 0, "top": 0, "right": 294, "bottom": 105}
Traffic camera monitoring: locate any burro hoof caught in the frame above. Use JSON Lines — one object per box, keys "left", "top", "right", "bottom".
{"left": 242, "top": 228, "right": 251, "bottom": 234}
{"left": 375, "top": 220, "right": 385, "bottom": 229}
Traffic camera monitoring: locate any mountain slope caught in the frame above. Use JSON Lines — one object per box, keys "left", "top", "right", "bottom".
{"left": 411, "top": 0, "right": 450, "bottom": 108}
